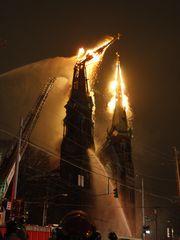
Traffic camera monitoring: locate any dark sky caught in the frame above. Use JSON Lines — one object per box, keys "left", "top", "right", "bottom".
{"left": 0, "top": 0, "right": 180, "bottom": 236}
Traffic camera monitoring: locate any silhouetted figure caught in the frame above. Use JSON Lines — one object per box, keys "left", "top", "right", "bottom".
{"left": 89, "top": 225, "right": 101, "bottom": 240}
{"left": 0, "top": 232, "right": 3, "bottom": 240}
{"left": 108, "top": 232, "right": 118, "bottom": 240}
{"left": 4, "top": 219, "right": 28, "bottom": 240}
{"left": 50, "top": 227, "right": 65, "bottom": 240}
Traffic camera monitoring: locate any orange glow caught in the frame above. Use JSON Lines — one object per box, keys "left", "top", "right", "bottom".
{"left": 76, "top": 37, "right": 114, "bottom": 115}
{"left": 77, "top": 48, "right": 85, "bottom": 59}
{"left": 76, "top": 36, "right": 116, "bottom": 116}
{"left": 76, "top": 37, "right": 114, "bottom": 93}
{"left": 76, "top": 36, "right": 114, "bottom": 65}
{"left": 119, "top": 67, "right": 129, "bottom": 110}
{"left": 86, "top": 49, "right": 101, "bottom": 64}
{"left": 108, "top": 58, "right": 132, "bottom": 118}
{"left": 108, "top": 97, "right": 116, "bottom": 114}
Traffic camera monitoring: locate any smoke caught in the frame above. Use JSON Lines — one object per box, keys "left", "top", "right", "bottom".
{"left": 0, "top": 36, "right": 115, "bottom": 158}
{"left": 0, "top": 54, "right": 105, "bottom": 156}
{"left": 0, "top": 56, "right": 76, "bottom": 154}
{"left": 87, "top": 149, "right": 132, "bottom": 238}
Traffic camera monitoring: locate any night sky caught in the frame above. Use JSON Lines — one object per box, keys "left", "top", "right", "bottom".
{"left": 0, "top": 0, "right": 180, "bottom": 237}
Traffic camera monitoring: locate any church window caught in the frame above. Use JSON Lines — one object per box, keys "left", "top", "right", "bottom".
{"left": 78, "top": 174, "right": 84, "bottom": 187}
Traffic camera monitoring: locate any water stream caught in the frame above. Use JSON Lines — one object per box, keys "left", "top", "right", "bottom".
{"left": 87, "top": 149, "right": 132, "bottom": 239}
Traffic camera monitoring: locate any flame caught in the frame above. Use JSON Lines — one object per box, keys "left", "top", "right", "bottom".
{"left": 108, "top": 60, "right": 131, "bottom": 118}
{"left": 77, "top": 48, "right": 85, "bottom": 59}
{"left": 86, "top": 49, "right": 101, "bottom": 64}
{"left": 76, "top": 37, "right": 114, "bottom": 92}
{"left": 76, "top": 38, "right": 113, "bottom": 116}
{"left": 76, "top": 47, "right": 100, "bottom": 65}
{"left": 119, "top": 67, "right": 129, "bottom": 110}
{"left": 108, "top": 97, "right": 116, "bottom": 114}
{"left": 76, "top": 36, "right": 113, "bottom": 65}
{"left": 76, "top": 36, "right": 115, "bottom": 116}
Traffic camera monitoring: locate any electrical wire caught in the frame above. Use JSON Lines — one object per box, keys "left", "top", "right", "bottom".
{"left": 0, "top": 125, "right": 178, "bottom": 203}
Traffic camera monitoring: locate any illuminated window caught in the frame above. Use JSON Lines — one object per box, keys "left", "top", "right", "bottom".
{"left": 167, "top": 227, "right": 174, "bottom": 238}
{"left": 78, "top": 174, "right": 84, "bottom": 187}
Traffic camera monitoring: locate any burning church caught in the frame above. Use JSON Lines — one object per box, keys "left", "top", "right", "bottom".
{"left": 0, "top": 35, "right": 136, "bottom": 239}
{"left": 59, "top": 39, "right": 135, "bottom": 237}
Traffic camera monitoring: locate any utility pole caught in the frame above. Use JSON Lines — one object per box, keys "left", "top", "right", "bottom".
{"left": 154, "top": 208, "right": 158, "bottom": 240}
{"left": 173, "top": 146, "right": 180, "bottom": 206}
{"left": 42, "top": 200, "right": 48, "bottom": 226}
{"left": 142, "top": 178, "right": 145, "bottom": 240}
{"left": 42, "top": 178, "right": 49, "bottom": 226}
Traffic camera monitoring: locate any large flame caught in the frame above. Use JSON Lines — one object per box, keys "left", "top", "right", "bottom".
{"left": 76, "top": 36, "right": 113, "bottom": 66}
{"left": 76, "top": 37, "right": 114, "bottom": 115}
{"left": 108, "top": 59, "right": 131, "bottom": 118}
{"left": 77, "top": 48, "right": 85, "bottom": 59}
{"left": 76, "top": 37, "right": 114, "bottom": 90}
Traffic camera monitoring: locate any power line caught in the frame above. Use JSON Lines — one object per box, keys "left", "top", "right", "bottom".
{"left": 0, "top": 127, "right": 178, "bottom": 203}
{"left": 0, "top": 126, "right": 176, "bottom": 183}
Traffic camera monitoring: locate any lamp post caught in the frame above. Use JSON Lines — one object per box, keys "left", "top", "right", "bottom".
{"left": 136, "top": 175, "right": 150, "bottom": 239}
{"left": 136, "top": 175, "right": 146, "bottom": 240}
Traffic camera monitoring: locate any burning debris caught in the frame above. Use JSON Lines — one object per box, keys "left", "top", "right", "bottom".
{"left": 77, "top": 35, "right": 119, "bottom": 65}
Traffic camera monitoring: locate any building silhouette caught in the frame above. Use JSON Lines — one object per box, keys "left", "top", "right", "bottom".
{"left": 59, "top": 60, "right": 95, "bottom": 216}
{"left": 98, "top": 54, "right": 135, "bottom": 235}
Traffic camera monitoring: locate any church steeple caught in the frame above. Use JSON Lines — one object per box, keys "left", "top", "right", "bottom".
{"left": 98, "top": 52, "right": 135, "bottom": 235}
{"left": 61, "top": 37, "right": 118, "bottom": 161}
{"left": 110, "top": 53, "right": 130, "bottom": 137}
{"left": 71, "top": 62, "right": 89, "bottom": 99}
{"left": 62, "top": 60, "right": 94, "bottom": 154}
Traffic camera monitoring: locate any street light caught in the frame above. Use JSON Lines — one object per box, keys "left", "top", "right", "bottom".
{"left": 143, "top": 225, "right": 151, "bottom": 235}
{"left": 136, "top": 175, "right": 150, "bottom": 240}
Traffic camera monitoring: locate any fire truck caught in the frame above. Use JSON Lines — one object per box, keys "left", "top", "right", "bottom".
{"left": 0, "top": 77, "right": 56, "bottom": 239}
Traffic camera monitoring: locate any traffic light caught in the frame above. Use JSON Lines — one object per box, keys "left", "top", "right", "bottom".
{"left": 113, "top": 188, "right": 118, "bottom": 198}
{"left": 143, "top": 225, "right": 150, "bottom": 235}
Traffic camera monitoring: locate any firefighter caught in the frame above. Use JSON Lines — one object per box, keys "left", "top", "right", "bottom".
{"left": 108, "top": 232, "right": 118, "bottom": 240}
{"left": 4, "top": 219, "right": 28, "bottom": 240}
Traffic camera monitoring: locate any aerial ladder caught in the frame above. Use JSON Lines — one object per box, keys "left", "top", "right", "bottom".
{"left": 0, "top": 77, "right": 56, "bottom": 207}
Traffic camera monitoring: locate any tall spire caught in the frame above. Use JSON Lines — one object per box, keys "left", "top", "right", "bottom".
{"left": 61, "top": 59, "right": 94, "bottom": 158}
{"left": 110, "top": 53, "right": 129, "bottom": 135}
{"left": 98, "top": 52, "right": 135, "bottom": 236}
{"left": 71, "top": 62, "right": 89, "bottom": 100}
